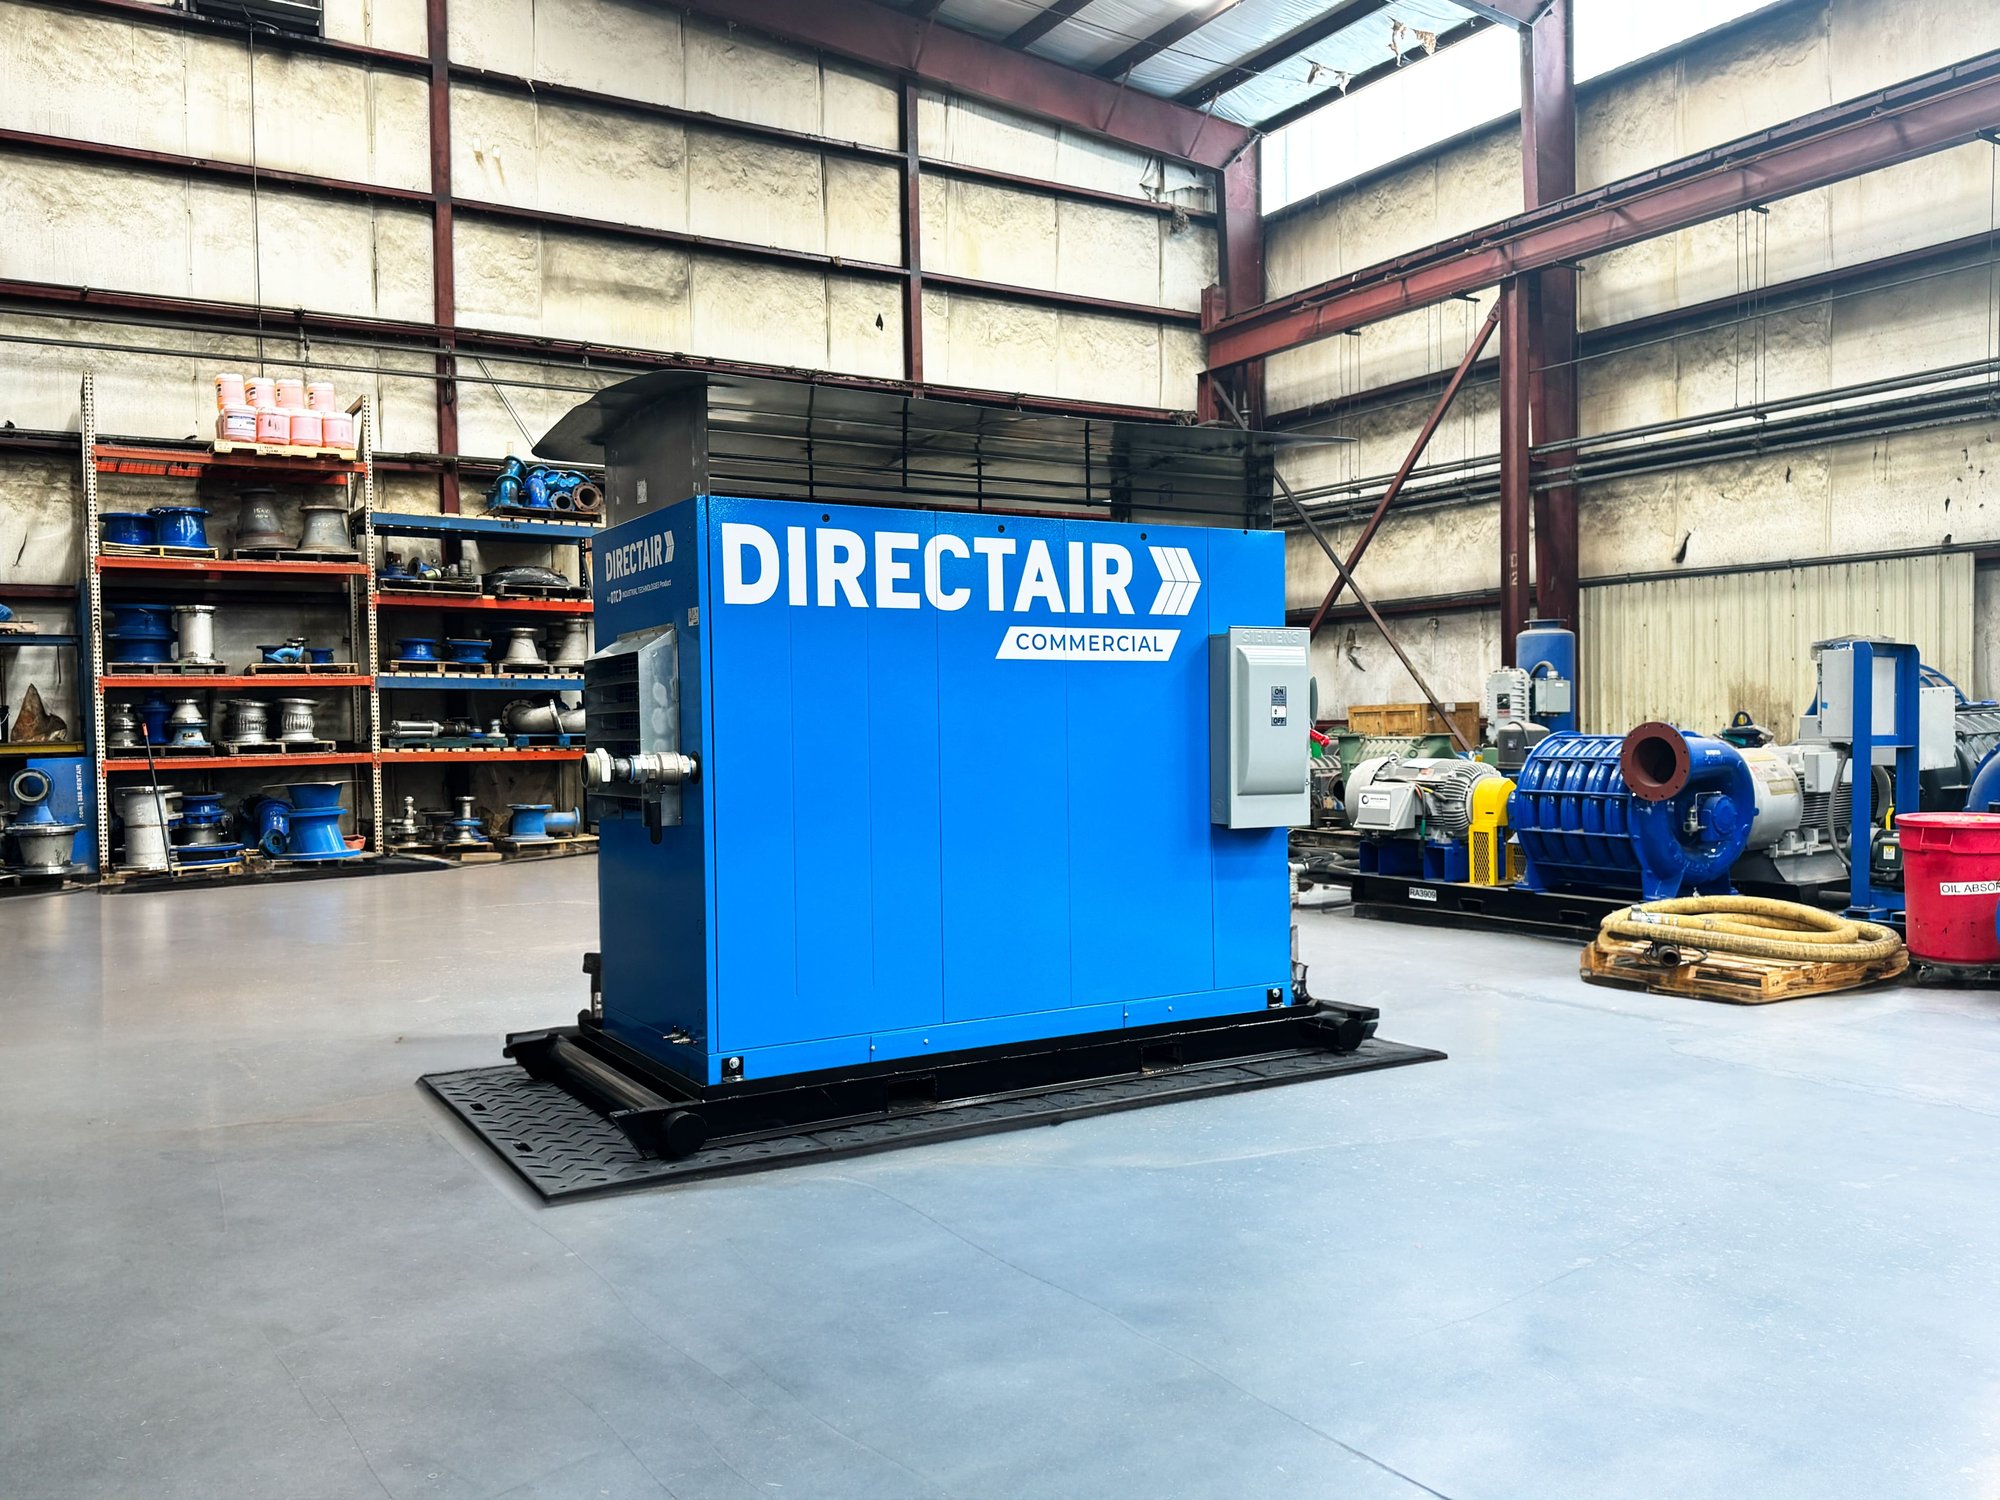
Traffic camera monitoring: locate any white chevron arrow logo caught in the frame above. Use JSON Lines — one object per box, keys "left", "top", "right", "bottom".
{"left": 1146, "top": 546, "right": 1202, "bottom": 616}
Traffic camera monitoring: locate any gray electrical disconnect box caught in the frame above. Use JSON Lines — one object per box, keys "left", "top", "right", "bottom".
{"left": 1210, "top": 626, "right": 1312, "bottom": 828}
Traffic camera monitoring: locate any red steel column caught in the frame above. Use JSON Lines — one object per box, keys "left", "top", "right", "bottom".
{"left": 1498, "top": 277, "right": 1532, "bottom": 664}
{"left": 427, "top": 0, "right": 460, "bottom": 513}
{"left": 1212, "top": 143, "right": 1265, "bottom": 419}
{"left": 1523, "top": 0, "right": 1578, "bottom": 637}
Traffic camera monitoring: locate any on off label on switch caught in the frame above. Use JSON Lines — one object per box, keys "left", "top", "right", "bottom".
{"left": 1270, "top": 686, "right": 1288, "bottom": 725}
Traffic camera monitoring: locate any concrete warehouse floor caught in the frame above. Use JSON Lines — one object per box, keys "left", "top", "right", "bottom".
{"left": 3, "top": 866, "right": 1999, "bottom": 1500}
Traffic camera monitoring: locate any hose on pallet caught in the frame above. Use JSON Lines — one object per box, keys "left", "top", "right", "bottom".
{"left": 1599, "top": 895, "right": 1903, "bottom": 964}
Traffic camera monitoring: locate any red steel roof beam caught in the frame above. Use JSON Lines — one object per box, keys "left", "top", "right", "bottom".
{"left": 671, "top": 0, "right": 1251, "bottom": 169}
{"left": 1208, "top": 49, "right": 2000, "bottom": 366}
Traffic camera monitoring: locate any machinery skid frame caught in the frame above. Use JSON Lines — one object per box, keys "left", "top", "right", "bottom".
{"left": 418, "top": 954, "right": 1446, "bottom": 1197}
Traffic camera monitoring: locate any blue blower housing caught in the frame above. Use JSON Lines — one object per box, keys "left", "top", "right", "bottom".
{"left": 1508, "top": 723, "right": 1756, "bottom": 900}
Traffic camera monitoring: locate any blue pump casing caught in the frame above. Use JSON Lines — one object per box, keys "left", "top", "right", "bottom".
{"left": 1508, "top": 730, "right": 1756, "bottom": 900}
{"left": 591, "top": 495, "right": 1294, "bottom": 1086}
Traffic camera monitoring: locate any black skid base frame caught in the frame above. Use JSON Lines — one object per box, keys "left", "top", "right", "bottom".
{"left": 1347, "top": 871, "right": 1627, "bottom": 939}
{"left": 422, "top": 982, "right": 1443, "bottom": 1201}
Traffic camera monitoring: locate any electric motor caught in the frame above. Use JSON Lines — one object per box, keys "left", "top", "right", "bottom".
{"left": 1347, "top": 756, "right": 1499, "bottom": 837}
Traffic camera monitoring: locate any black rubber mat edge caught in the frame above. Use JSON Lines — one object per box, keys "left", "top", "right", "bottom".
{"left": 422, "top": 1037, "right": 1446, "bottom": 1202}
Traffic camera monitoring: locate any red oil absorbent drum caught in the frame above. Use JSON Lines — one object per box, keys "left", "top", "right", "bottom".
{"left": 1899, "top": 812, "right": 2000, "bottom": 965}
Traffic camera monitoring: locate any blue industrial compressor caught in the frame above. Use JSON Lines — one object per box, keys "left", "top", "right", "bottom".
{"left": 580, "top": 493, "right": 1309, "bottom": 1085}
{"left": 437, "top": 372, "right": 1406, "bottom": 1177}
{"left": 1509, "top": 722, "right": 1758, "bottom": 900}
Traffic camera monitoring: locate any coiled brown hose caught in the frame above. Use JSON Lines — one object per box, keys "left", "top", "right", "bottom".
{"left": 1599, "top": 895, "right": 1903, "bottom": 964}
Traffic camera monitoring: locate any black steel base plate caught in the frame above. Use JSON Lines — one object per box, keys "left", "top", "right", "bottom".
{"left": 423, "top": 1036, "right": 1444, "bottom": 1202}
{"left": 1348, "top": 871, "right": 1627, "bottom": 939}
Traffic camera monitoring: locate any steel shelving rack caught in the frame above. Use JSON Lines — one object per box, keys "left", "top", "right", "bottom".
{"left": 75, "top": 374, "right": 597, "bottom": 878}
{"left": 367, "top": 506, "right": 595, "bottom": 785}
{"left": 80, "top": 374, "right": 379, "bottom": 874}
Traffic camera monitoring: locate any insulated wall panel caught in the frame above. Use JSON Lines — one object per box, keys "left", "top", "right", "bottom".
{"left": 1580, "top": 553, "right": 1974, "bottom": 735}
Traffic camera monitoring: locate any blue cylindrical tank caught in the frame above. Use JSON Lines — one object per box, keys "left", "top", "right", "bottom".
{"left": 1508, "top": 723, "right": 1757, "bottom": 900}
{"left": 1516, "top": 619, "right": 1577, "bottom": 733}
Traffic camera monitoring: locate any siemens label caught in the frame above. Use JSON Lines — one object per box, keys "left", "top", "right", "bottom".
{"left": 718, "top": 521, "right": 1202, "bottom": 661}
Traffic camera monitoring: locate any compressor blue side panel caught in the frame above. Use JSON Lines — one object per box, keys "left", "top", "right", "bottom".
{"left": 704, "top": 495, "right": 804, "bottom": 1053}
{"left": 1064, "top": 520, "right": 1216, "bottom": 1009}
{"left": 936, "top": 512, "right": 1073, "bottom": 1022}
{"left": 857, "top": 514, "right": 946, "bottom": 1034}
{"left": 1204, "top": 529, "right": 1292, "bottom": 991}
{"left": 705, "top": 498, "right": 944, "bottom": 1056}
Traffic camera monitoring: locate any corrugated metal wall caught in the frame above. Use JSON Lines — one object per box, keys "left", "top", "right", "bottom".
{"left": 1580, "top": 553, "right": 1974, "bottom": 734}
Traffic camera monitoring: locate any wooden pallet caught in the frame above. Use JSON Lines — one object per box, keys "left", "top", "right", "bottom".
{"left": 216, "top": 738, "right": 338, "bottom": 756}
{"left": 482, "top": 505, "right": 602, "bottom": 526}
{"left": 1580, "top": 935, "right": 1909, "bottom": 1004}
{"left": 377, "top": 579, "right": 481, "bottom": 596}
{"left": 385, "top": 659, "right": 493, "bottom": 675}
{"left": 0, "top": 620, "right": 44, "bottom": 636}
{"left": 101, "top": 543, "right": 221, "bottom": 559}
{"left": 212, "top": 441, "right": 358, "bottom": 462}
{"left": 231, "top": 547, "right": 360, "bottom": 563}
{"left": 104, "top": 660, "right": 227, "bottom": 676}
{"left": 485, "top": 583, "right": 591, "bottom": 601}
{"left": 245, "top": 660, "right": 359, "bottom": 675}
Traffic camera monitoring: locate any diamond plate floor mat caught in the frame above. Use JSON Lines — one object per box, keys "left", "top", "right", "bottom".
{"left": 422, "top": 1038, "right": 1445, "bottom": 1202}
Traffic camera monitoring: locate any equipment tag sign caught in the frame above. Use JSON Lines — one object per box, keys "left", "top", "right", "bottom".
{"left": 1940, "top": 880, "right": 2000, "bottom": 895}
{"left": 1408, "top": 886, "right": 1438, "bottom": 903}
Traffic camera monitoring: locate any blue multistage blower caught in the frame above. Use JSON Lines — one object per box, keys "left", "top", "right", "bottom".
{"left": 1509, "top": 722, "right": 1757, "bottom": 900}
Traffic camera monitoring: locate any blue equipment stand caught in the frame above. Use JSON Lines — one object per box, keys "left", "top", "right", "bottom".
{"left": 1842, "top": 639, "right": 1919, "bottom": 921}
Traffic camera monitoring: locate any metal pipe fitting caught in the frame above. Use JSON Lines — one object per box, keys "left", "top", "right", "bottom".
{"left": 584, "top": 748, "right": 697, "bottom": 788}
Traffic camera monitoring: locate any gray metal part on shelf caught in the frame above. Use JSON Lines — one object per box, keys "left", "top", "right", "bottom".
{"left": 1209, "top": 626, "right": 1312, "bottom": 830}
{"left": 275, "top": 697, "right": 318, "bottom": 743}
{"left": 502, "top": 700, "right": 586, "bottom": 735}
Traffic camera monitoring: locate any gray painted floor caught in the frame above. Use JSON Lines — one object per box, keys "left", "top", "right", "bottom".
{"left": 4, "top": 865, "right": 1999, "bottom": 1499}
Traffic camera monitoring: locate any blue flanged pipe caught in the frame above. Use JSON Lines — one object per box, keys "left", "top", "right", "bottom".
{"left": 102, "top": 512, "right": 156, "bottom": 546}
{"left": 9, "top": 768, "right": 58, "bottom": 826}
{"left": 107, "top": 602, "right": 176, "bottom": 664}
{"left": 258, "top": 640, "right": 307, "bottom": 664}
{"left": 270, "top": 781, "right": 360, "bottom": 862}
{"left": 139, "top": 693, "right": 172, "bottom": 744}
{"left": 180, "top": 792, "right": 226, "bottom": 830}
{"left": 148, "top": 505, "right": 211, "bottom": 550}
{"left": 248, "top": 795, "right": 291, "bottom": 856}
{"left": 1508, "top": 722, "right": 1757, "bottom": 900}
{"left": 544, "top": 807, "right": 580, "bottom": 837}
{"left": 507, "top": 803, "right": 555, "bottom": 841}
{"left": 396, "top": 637, "right": 441, "bottom": 662}
{"left": 445, "top": 638, "right": 491, "bottom": 666}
